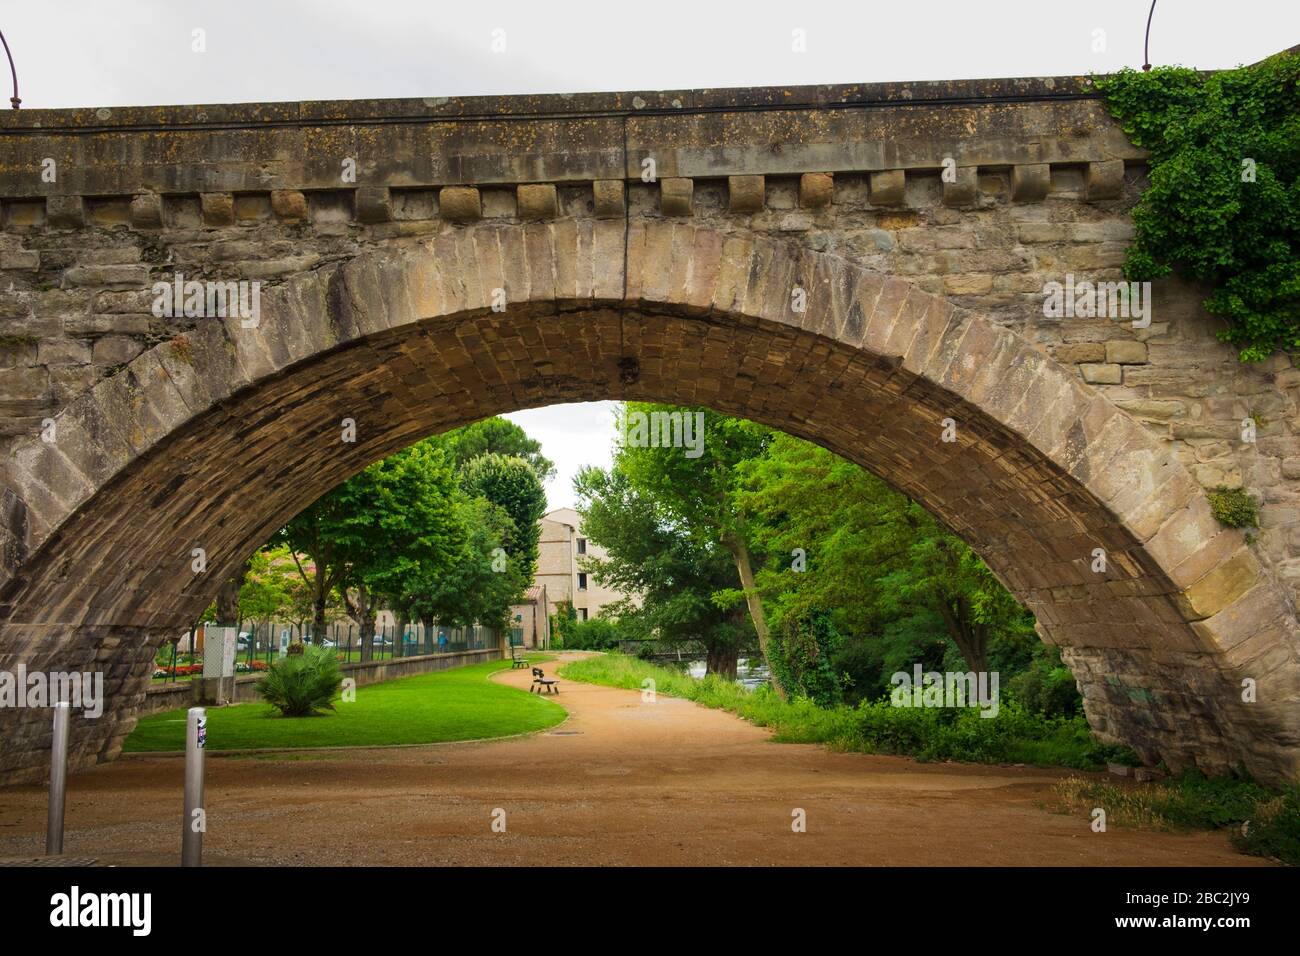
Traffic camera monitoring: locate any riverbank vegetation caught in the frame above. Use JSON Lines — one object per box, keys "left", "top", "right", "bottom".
{"left": 1054, "top": 773, "right": 1300, "bottom": 866}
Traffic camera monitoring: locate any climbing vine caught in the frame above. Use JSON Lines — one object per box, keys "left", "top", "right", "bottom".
{"left": 1095, "top": 52, "right": 1300, "bottom": 362}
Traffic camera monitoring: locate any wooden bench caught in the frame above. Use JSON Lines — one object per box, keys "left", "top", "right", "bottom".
{"left": 531, "top": 667, "right": 559, "bottom": 694}
{"left": 510, "top": 645, "right": 529, "bottom": 669}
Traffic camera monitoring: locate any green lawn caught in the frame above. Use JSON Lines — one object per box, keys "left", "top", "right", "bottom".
{"left": 125, "top": 656, "right": 564, "bottom": 752}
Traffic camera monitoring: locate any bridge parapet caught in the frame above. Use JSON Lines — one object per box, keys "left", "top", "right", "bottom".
{"left": 0, "top": 75, "right": 1141, "bottom": 229}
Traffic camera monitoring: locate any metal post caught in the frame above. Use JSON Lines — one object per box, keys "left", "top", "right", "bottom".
{"left": 46, "top": 701, "right": 71, "bottom": 855}
{"left": 182, "top": 706, "right": 206, "bottom": 867}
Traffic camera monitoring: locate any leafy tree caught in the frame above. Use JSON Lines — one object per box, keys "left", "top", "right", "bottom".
{"left": 771, "top": 609, "right": 844, "bottom": 706}
{"left": 574, "top": 463, "right": 750, "bottom": 677}
{"left": 238, "top": 544, "right": 319, "bottom": 634}
{"left": 438, "top": 417, "right": 556, "bottom": 482}
{"left": 613, "top": 404, "right": 785, "bottom": 694}
{"left": 403, "top": 495, "right": 528, "bottom": 631}
{"left": 737, "top": 434, "right": 1035, "bottom": 696}
{"left": 280, "top": 438, "right": 465, "bottom": 658}
{"left": 459, "top": 453, "right": 547, "bottom": 573}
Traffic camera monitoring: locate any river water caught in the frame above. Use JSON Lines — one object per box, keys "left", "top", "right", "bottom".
{"left": 682, "top": 657, "right": 770, "bottom": 690}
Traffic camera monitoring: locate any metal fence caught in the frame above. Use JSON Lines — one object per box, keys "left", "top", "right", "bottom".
{"left": 156, "top": 620, "right": 499, "bottom": 681}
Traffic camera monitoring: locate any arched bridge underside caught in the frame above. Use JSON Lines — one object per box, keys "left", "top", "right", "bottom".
{"left": 1, "top": 221, "right": 1298, "bottom": 784}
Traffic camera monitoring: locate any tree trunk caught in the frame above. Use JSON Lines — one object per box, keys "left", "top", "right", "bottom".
{"left": 215, "top": 557, "right": 252, "bottom": 626}
{"left": 361, "top": 619, "right": 376, "bottom": 661}
{"left": 311, "top": 585, "right": 327, "bottom": 647}
{"left": 348, "top": 585, "right": 377, "bottom": 662}
{"left": 705, "top": 641, "right": 739, "bottom": 679}
{"left": 938, "top": 598, "right": 988, "bottom": 674}
{"left": 394, "top": 609, "right": 408, "bottom": 656}
{"left": 722, "top": 533, "right": 787, "bottom": 700}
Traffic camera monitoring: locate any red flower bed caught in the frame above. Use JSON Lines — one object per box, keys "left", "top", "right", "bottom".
{"left": 153, "top": 659, "right": 270, "bottom": 679}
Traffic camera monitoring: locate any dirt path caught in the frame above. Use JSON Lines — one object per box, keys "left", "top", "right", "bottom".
{"left": 0, "top": 653, "right": 1267, "bottom": 866}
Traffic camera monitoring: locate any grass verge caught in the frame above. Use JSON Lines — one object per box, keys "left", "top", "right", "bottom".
{"left": 125, "top": 656, "right": 562, "bottom": 752}
{"left": 1054, "top": 773, "right": 1300, "bottom": 866}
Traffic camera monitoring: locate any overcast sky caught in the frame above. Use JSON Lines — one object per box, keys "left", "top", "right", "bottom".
{"left": 4, "top": 2, "right": 1292, "bottom": 508}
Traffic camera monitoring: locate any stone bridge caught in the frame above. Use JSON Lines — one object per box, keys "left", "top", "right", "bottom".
{"left": 1, "top": 73, "right": 1298, "bottom": 786}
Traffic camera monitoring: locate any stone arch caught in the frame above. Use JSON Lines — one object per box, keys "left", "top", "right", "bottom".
{"left": 1, "top": 220, "right": 1297, "bottom": 785}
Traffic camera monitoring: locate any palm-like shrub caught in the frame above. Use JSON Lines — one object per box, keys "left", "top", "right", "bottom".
{"left": 256, "top": 644, "right": 343, "bottom": 716}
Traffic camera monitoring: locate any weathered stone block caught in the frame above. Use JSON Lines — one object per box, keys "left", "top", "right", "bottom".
{"left": 355, "top": 186, "right": 393, "bottom": 223}
{"left": 92, "top": 335, "right": 145, "bottom": 367}
{"left": 270, "top": 189, "right": 309, "bottom": 221}
{"left": 439, "top": 186, "right": 481, "bottom": 223}
{"left": 943, "top": 274, "right": 993, "bottom": 295}
{"left": 47, "top": 196, "right": 85, "bottom": 229}
{"left": 1086, "top": 160, "right": 1125, "bottom": 201}
{"left": 5, "top": 201, "right": 45, "bottom": 228}
{"left": 727, "top": 175, "right": 765, "bottom": 213}
{"left": 1055, "top": 343, "right": 1106, "bottom": 363}
{"left": 516, "top": 184, "right": 558, "bottom": 221}
{"left": 1177, "top": 547, "right": 1263, "bottom": 620}
{"left": 778, "top": 212, "right": 812, "bottom": 232}
{"left": 593, "top": 180, "right": 625, "bottom": 219}
{"left": 63, "top": 313, "right": 151, "bottom": 335}
{"left": 799, "top": 172, "right": 833, "bottom": 208}
{"left": 0, "top": 365, "right": 47, "bottom": 400}
{"left": 129, "top": 193, "right": 163, "bottom": 230}
{"left": 37, "top": 339, "right": 91, "bottom": 366}
{"left": 1011, "top": 164, "right": 1050, "bottom": 202}
{"left": 660, "top": 178, "right": 693, "bottom": 217}
{"left": 200, "top": 193, "right": 234, "bottom": 227}
{"left": 0, "top": 250, "right": 39, "bottom": 270}
{"left": 869, "top": 169, "right": 905, "bottom": 206}
{"left": 941, "top": 166, "right": 979, "bottom": 206}
{"left": 1106, "top": 340, "right": 1148, "bottom": 364}
{"left": 231, "top": 194, "right": 269, "bottom": 223}
{"left": 1080, "top": 362, "right": 1122, "bottom": 384}
{"left": 62, "top": 264, "right": 150, "bottom": 289}
{"left": 1018, "top": 223, "right": 1067, "bottom": 243}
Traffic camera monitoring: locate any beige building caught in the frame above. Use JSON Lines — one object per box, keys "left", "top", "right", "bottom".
{"left": 508, "top": 584, "right": 550, "bottom": 650}
{"left": 530, "top": 507, "right": 631, "bottom": 625}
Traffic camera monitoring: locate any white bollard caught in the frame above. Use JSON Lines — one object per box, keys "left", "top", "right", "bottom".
{"left": 182, "top": 706, "right": 206, "bottom": 867}
{"left": 46, "top": 701, "right": 71, "bottom": 855}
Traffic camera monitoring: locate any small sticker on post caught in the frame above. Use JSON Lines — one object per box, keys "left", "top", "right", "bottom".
{"left": 197, "top": 716, "right": 207, "bottom": 749}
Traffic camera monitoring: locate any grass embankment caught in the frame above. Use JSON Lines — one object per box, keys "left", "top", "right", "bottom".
{"left": 560, "top": 654, "right": 1299, "bottom": 865}
{"left": 126, "top": 656, "right": 563, "bottom": 752}
{"left": 1055, "top": 775, "right": 1300, "bottom": 865}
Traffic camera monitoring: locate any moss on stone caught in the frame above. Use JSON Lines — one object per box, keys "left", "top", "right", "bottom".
{"left": 0, "top": 333, "right": 38, "bottom": 351}
{"left": 168, "top": 333, "right": 194, "bottom": 365}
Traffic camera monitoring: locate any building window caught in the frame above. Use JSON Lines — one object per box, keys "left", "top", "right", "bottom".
{"left": 577, "top": 572, "right": 588, "bottom": 591}
{"left": 580, "top": 608, "right": 589, "bottom": 621}
{"left": 577, "top": 538, "right": 587, "bottom": 555}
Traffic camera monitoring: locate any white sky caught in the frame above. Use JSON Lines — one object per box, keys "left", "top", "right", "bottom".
{"left": 4, "top": 1, "right": 1292, "bottom": 508}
